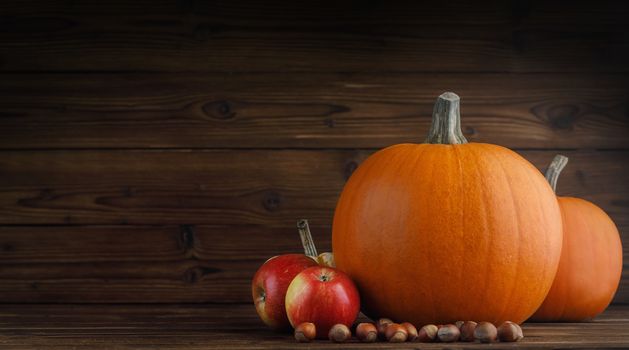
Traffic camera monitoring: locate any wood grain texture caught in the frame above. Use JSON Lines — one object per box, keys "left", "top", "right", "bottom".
{"left": 0, "top": 304, "right": 628, "bottom": 349}
{"left": 0, "top": 225, "right": 330, "bottom": 303}
{"left": 0, "top": 150, "right": 626, "bottom": 226}
{"left": 0, "top": 73, "right": 627, "bottom": 149}
{"left": 1, "top": 0, "right": 628, "bottom": 73}
{"left": 0, "top": 0, "right": 628, "bottom": 312}
{"left": 0, "top": 224, "right": 626, "bottom": 304}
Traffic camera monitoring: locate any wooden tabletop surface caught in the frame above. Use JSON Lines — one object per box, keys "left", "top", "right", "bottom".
{"left": 1, "top": 304, "right": 628, "bottom": 349}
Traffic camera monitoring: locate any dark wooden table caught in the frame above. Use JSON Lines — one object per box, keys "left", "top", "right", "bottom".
{"left": 1, "top": 304, "right": 628, "bottom": 349}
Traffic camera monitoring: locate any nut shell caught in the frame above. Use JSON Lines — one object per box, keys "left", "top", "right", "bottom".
{"left": 401, "top": 322, "right": 418, "bottom": 341}
{"left": 437, "top": 324, "right": 460, "bottom": 343}
{"left": 377, "top": 318, "right": 393, "bottom": 339}
{"left": 385, "top": 323, "right": 408, "bottom": 343}
{"left": 328, "top": 324, "right": 351, "bottom": 343}
{"left": 475, "top": 322, "right": 498, "bottom": 343}
{"left": 294, "top": 322, "right": 316, "bottom": 343}
{"left": 498, "top": 321, "right": 524, "bottom": 342}
{"left": 459, "top": 321, "right": 478, "bottom": 342}
{"left": 317, "top": 252, "right": 336, "bottom": 267}
{"left": 356, "top": 323, "right": 377, "bottom": 343}
{"left": 418, "top": 324, "right": 438, "bottom": 342}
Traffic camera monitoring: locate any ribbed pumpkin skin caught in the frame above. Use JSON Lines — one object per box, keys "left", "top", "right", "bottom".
{"left": 332, "top": 143, "right": 563, "bottom": 325}
{"left": 531, "top": 197, "right": 622, "bottom": 321}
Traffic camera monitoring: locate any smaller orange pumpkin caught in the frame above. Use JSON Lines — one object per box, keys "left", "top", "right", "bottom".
{"left": 530, "top": 155, "right": 623, "bottom": 321}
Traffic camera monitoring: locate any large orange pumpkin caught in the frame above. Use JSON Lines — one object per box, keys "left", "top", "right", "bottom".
{"left": 332, "top": 92, "right": 563, "bottom": 325}
{"left": 530, "top": 155, "right": 623, "bottom": 321}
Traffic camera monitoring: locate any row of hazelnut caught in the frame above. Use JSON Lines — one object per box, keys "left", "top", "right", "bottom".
{"left": 294, "top": 318, "right": 523, "bottom": 343}
{"left": 418, "top": 320, "right": 524, "bottom": 343}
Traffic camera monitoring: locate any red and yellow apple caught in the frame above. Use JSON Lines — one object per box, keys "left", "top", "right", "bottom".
{"left": 252, "top": 254, "right": 318, "bottom": 330}
{"left": 285, "top": 266, "right": 360, "bottom": 338}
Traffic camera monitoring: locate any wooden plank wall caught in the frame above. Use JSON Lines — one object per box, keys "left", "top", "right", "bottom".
{"left": 0, "top": 0, "right": 627, "bottom": 305}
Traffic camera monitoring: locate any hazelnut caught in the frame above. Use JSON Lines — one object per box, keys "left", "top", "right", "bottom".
{"left": 316, "top": 252, "right": 335, "bottom": 267}
{"left": 474, "top": 322, "right": 498, "bottom": 343}
{"left": 356, "top": 323, "right": 377, "bottom": 343}
{"left": 294, "top": 322, "right": 316, "bottom": 343}
{"left": 418, "top": 324, "right": 438, "bottom": 342}
{"left": 497, "top": 321, "right": 524, "bottom": 342}
{"left": 437, "top": 324, "right": 460, "bottom": 343}
{"left": 328, "top": 323, "right": 351, "bottom": 343}
{"left": 401, "top": 322, "right": 418, "bottom": 341}
{"left": 377, "top": 318, "right": 393, "bottom": 339}
{"left": 385, "top": 323, "right": 408, "bottom": 342}
{"left": 459, "top": 321, "right": 478, "bottom": 342}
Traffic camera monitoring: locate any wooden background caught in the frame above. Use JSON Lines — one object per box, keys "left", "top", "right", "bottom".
{"left": 0, "top": 0, "right": 627, "bottom": 307}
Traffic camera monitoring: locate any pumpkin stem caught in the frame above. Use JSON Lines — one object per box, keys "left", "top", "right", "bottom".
{"left": 544, "top": 155, "right": 569, "bottom": 192}
{"left": 425, "top": 92, "right": 468, "bottom": 144}
{"left": 297, "top": 219, "right": 318, "bottom": 258}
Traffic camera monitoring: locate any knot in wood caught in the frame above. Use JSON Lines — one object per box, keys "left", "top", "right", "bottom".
{"left": 183, "top": 266, "right": 219, "bottom": 284}
{"left": 344, "top": 161, "right": 359, "bottom": 180}
{"left": 547, "top": 104, "right": 580, "bottom": 130}
{"left": 178, "top": 225, "right": 195, "bottom": 251}
{"left": 262, "top": 191, "right": 281, "bottom": 212}
{"left": 465, "top": 126, "right": 477, "bottom": 137}
{"left": 203, "top": 100, "right": 236, "bottom": 120}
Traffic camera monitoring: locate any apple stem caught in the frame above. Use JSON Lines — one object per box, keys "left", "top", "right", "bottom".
{"left": 297, "top": 219, "right": 318, "bottom": 258}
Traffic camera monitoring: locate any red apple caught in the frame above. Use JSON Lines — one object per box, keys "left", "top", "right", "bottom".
{"left": 285, "top": 266, "right": 360, "bottom": 338}
{"left": 252, "top": 254, "right": 318, "bottom": 330}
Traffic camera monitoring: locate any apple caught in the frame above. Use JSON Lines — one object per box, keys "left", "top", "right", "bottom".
{"left": 252, "top": 254, "right": 318, "bottom": 330}
{"left": 285, "top": 266, "right": 360, "bottom": 338}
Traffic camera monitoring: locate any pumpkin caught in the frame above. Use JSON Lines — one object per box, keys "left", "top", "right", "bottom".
{"left": 332, "top": 92, "right": 563, "bottom": 325}
{"left": 530, "top": 155, "right": 623, "bottom": 321}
